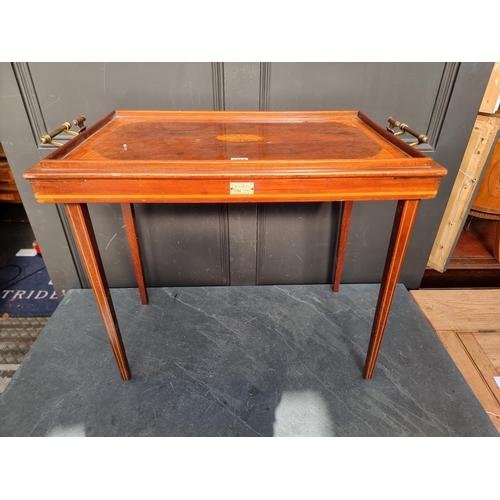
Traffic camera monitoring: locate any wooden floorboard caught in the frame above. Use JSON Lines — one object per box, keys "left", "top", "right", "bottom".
{"left": 475, "top": 333, "right": 500, "bottom": 372}
{"left": 459, "top": 333, "right": 500, "bottom": 401}
{"left": 411, "top": 289, "right": 500, "bottom": 434}
{"left": 410, "top": 289, "right": 500, "bottom": 331}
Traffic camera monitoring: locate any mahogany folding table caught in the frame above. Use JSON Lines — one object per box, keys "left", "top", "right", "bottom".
{"left": 23, "top": 110, "right": 447, "bottom": 381}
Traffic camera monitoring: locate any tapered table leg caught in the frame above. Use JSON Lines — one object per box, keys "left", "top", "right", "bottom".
{"left": 363, "top": 199, "right": 420, "bottom": 379}
{"left": 121, "top": 203, "right": 148, "bottom": 305}
{"left": 332, "top": 201, "right": 353, "bottom": 292}
{"left": 65, "top": 203, "right": 131, "bottom": 381}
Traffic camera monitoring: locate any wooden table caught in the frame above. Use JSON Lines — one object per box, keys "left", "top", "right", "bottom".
{"left": 23, "top": 110, "right": 447, "bottom": 381}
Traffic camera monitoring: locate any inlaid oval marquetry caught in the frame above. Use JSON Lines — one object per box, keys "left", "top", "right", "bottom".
{"left": 216, "top": 133, "right": 264, "bottom": 142}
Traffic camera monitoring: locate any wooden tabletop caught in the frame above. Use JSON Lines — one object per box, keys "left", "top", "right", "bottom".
{"left": 64, "top": 111, "right": 416, "bottom": 161}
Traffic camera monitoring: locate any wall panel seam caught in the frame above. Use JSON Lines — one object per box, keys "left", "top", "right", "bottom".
{"left": 11, "top": 62, "right": 47, "bottom": 146}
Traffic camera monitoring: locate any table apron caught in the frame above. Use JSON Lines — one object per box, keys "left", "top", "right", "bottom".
{"left": 30, "top": 176, "right": 442, "bottom": 203}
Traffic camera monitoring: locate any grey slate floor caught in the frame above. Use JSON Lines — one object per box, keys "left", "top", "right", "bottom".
{"left": 0, "top": 284, "right": 497, "bottom": 437}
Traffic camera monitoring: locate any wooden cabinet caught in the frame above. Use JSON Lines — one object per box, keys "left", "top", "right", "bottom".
{"left": 470, "top": 137, "right": 500, "bottom": 261}
{"left": 0, "top": 144, "right": 21, "bottom": 203}
{"left": 471, "top": 137, "right": 500, "bottom": 219}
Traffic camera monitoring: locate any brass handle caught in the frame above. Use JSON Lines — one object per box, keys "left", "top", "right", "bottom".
{"left": 40, "top": 116, "right": 86, "bottom": 146}
{"left": 387, "top": 117, "right": 428, "bottom": 147}
{"left": 72, "top": 115, "right": 87, "bottom": 133}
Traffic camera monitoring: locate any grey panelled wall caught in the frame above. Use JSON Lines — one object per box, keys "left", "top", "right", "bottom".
{"left": 0, "top": 63, "right": 81, "bottom": 297}
{"left": 0, "top": 62, "right": 493, "bottom": 298}
{"left": 30, "top": 62, "right": 230, "bottom": 290}
{"left": 257, "top": 62, "right": 446, "bottom": 286}
{"left": 268, "top": 63, "right": 445, "bottom": 128}
{"left": 1, "top": 63, "right": 227, "bottom": 296}
{"left": 261, "top": 62, "right": 492, "bottom": 288}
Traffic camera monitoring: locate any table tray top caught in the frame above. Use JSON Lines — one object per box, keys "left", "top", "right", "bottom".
{"left": 24, "top": 110, "right": 445, "bottom": 180}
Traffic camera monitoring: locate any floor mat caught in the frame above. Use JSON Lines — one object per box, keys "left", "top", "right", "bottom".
{"left": 0, "top": 316, "right": 47, "bottom": 393}
{"left": 0, "top": 253, "right": 59, "bottom": 316}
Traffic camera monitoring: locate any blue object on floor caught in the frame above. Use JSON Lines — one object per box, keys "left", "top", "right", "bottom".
{"left": 0, "top": 255, "right": 59, "bottom": 316}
